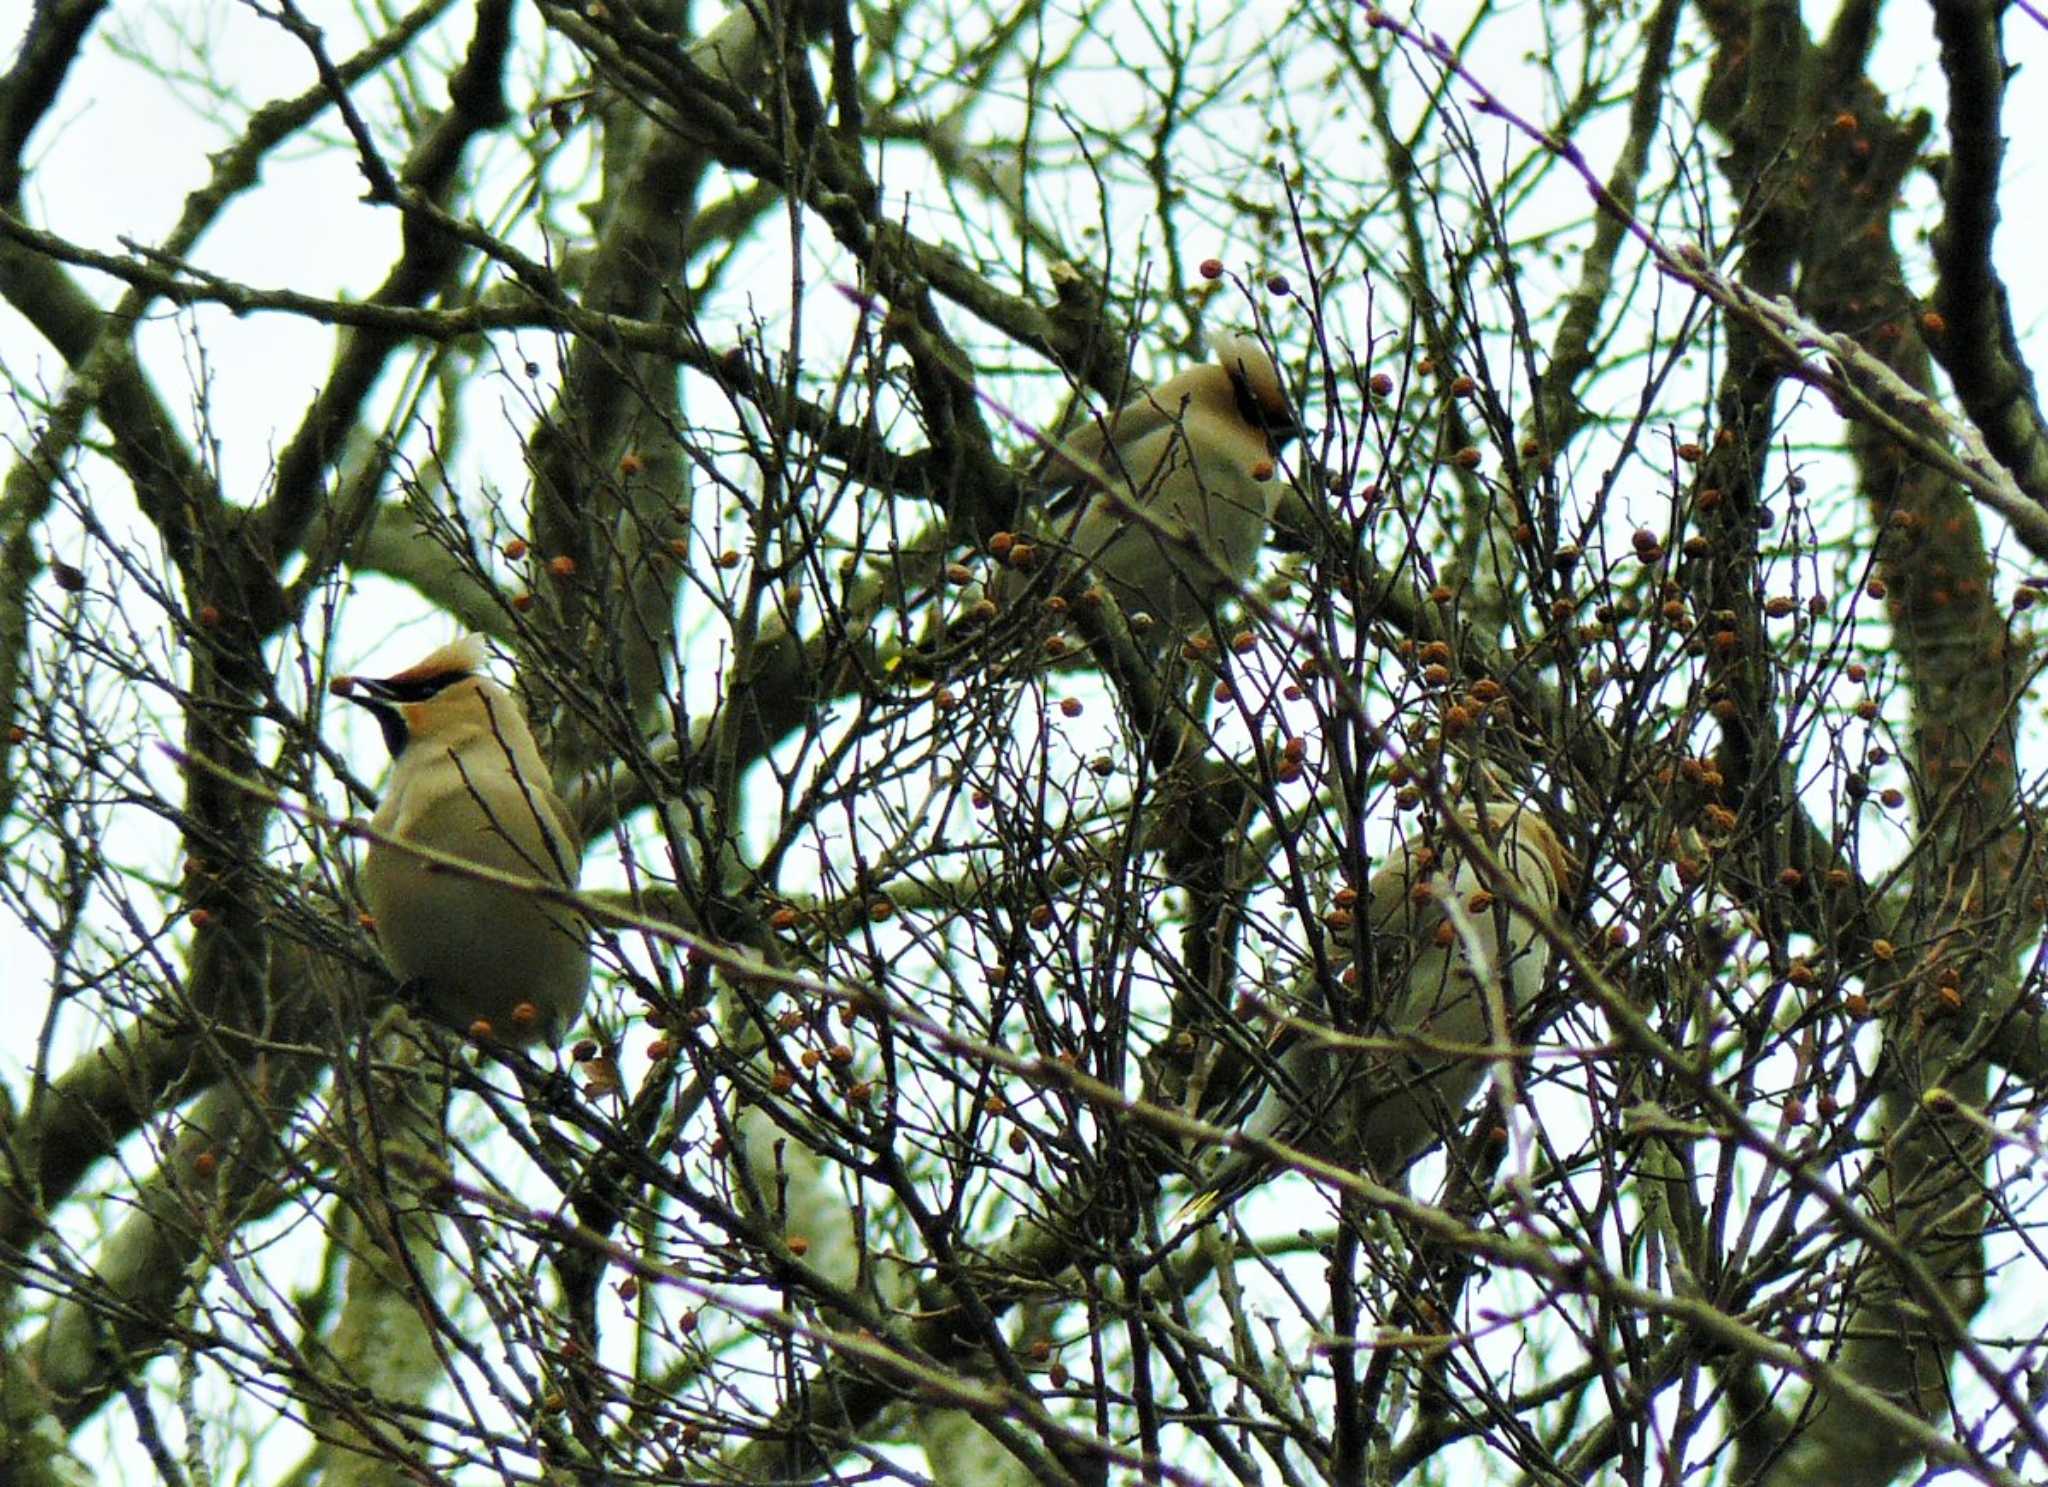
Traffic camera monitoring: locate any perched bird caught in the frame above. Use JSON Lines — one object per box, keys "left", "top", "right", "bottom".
{"left": 1022, "top": 332, "right": 1300, "bottom": 646}
{"left": 331, "top": 636, "right": 588, "bottom": 1046}
{"left": 1179, "top": 800, "right": 1570, "bottom": 1223}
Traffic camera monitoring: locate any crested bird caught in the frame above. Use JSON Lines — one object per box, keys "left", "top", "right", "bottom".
{"left": 1022, "top": 332, "right": 1300, "bottom": 646}
{"left": 1178, "top": 799, "right": 1570, "bottom": 1223}
{"left": 331, "top": 635, "right": 588, "bottom": 1046}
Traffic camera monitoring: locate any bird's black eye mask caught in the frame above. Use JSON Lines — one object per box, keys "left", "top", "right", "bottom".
{"left": 345, "top": 669, "right": 474, "bottom": 757}
{"left": 353, "top": 669, "right": 473, "bottom": 705}
{"left": 1230, "top": 370, "right": 1301, "bottom": 448}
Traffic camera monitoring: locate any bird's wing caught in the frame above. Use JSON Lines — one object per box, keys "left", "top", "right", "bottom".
{"left": 1037, "top": 378, "right": 1216, "bottom": 517}
{"left": 1357, "top": 834, "right": 1454, "bottom": 1013}
{"left": 1048, "top": 384, "right": 1184, "bottom": 477}
{"left": 537, "top": 780, "right": 583, "bottom": 872}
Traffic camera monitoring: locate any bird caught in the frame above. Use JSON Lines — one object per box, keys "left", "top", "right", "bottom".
{"left": 1178, "top": 799, "right": 1571, "bottom": 1224}
{"left": 330, "top": 635, "right": 589, "bottom": 1047}
{"left": 1016, "top": 332, "right": 1300, "bottom": 647}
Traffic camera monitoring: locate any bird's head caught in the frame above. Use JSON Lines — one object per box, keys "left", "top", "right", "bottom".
{"left": 1211, "top": 331, "right": 1302, "bottom": 450}
{"left": 1470, "top": 800, "right": 1575, "bottom": 904}
{"left": 330, "top": 635, "right": 501, "bottom": 758}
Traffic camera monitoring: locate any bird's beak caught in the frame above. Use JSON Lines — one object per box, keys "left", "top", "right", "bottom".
{"left": 331, "top": 674, "right": 402, "bottom": 705}
{"left": 329, "top": 673, "right": 410, "bottom": 756}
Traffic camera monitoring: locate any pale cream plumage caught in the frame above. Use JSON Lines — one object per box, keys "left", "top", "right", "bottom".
{"left": 1030, "top": 332, "right": 1299, "bottom": 645}
{"left": 332, "top": 636, "right": 588, "bottom": 1046}
{"left": 1179, "top": 801, "right": 1570, "bottom": 1223}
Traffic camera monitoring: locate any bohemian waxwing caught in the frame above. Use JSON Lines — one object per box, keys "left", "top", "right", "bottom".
{"left": 1026, "top": 332, "right": 1299, "bottom": 646}
{"left": 332, "top": 636, "right": 588, "bottom": 1046}
{"left": 1179, "top": 800, "right": 1571, "bottom": 1223}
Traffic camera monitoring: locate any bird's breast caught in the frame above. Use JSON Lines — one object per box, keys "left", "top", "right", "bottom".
{"left": 361, "top": 766, "right": 587, "bottom": 1044}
